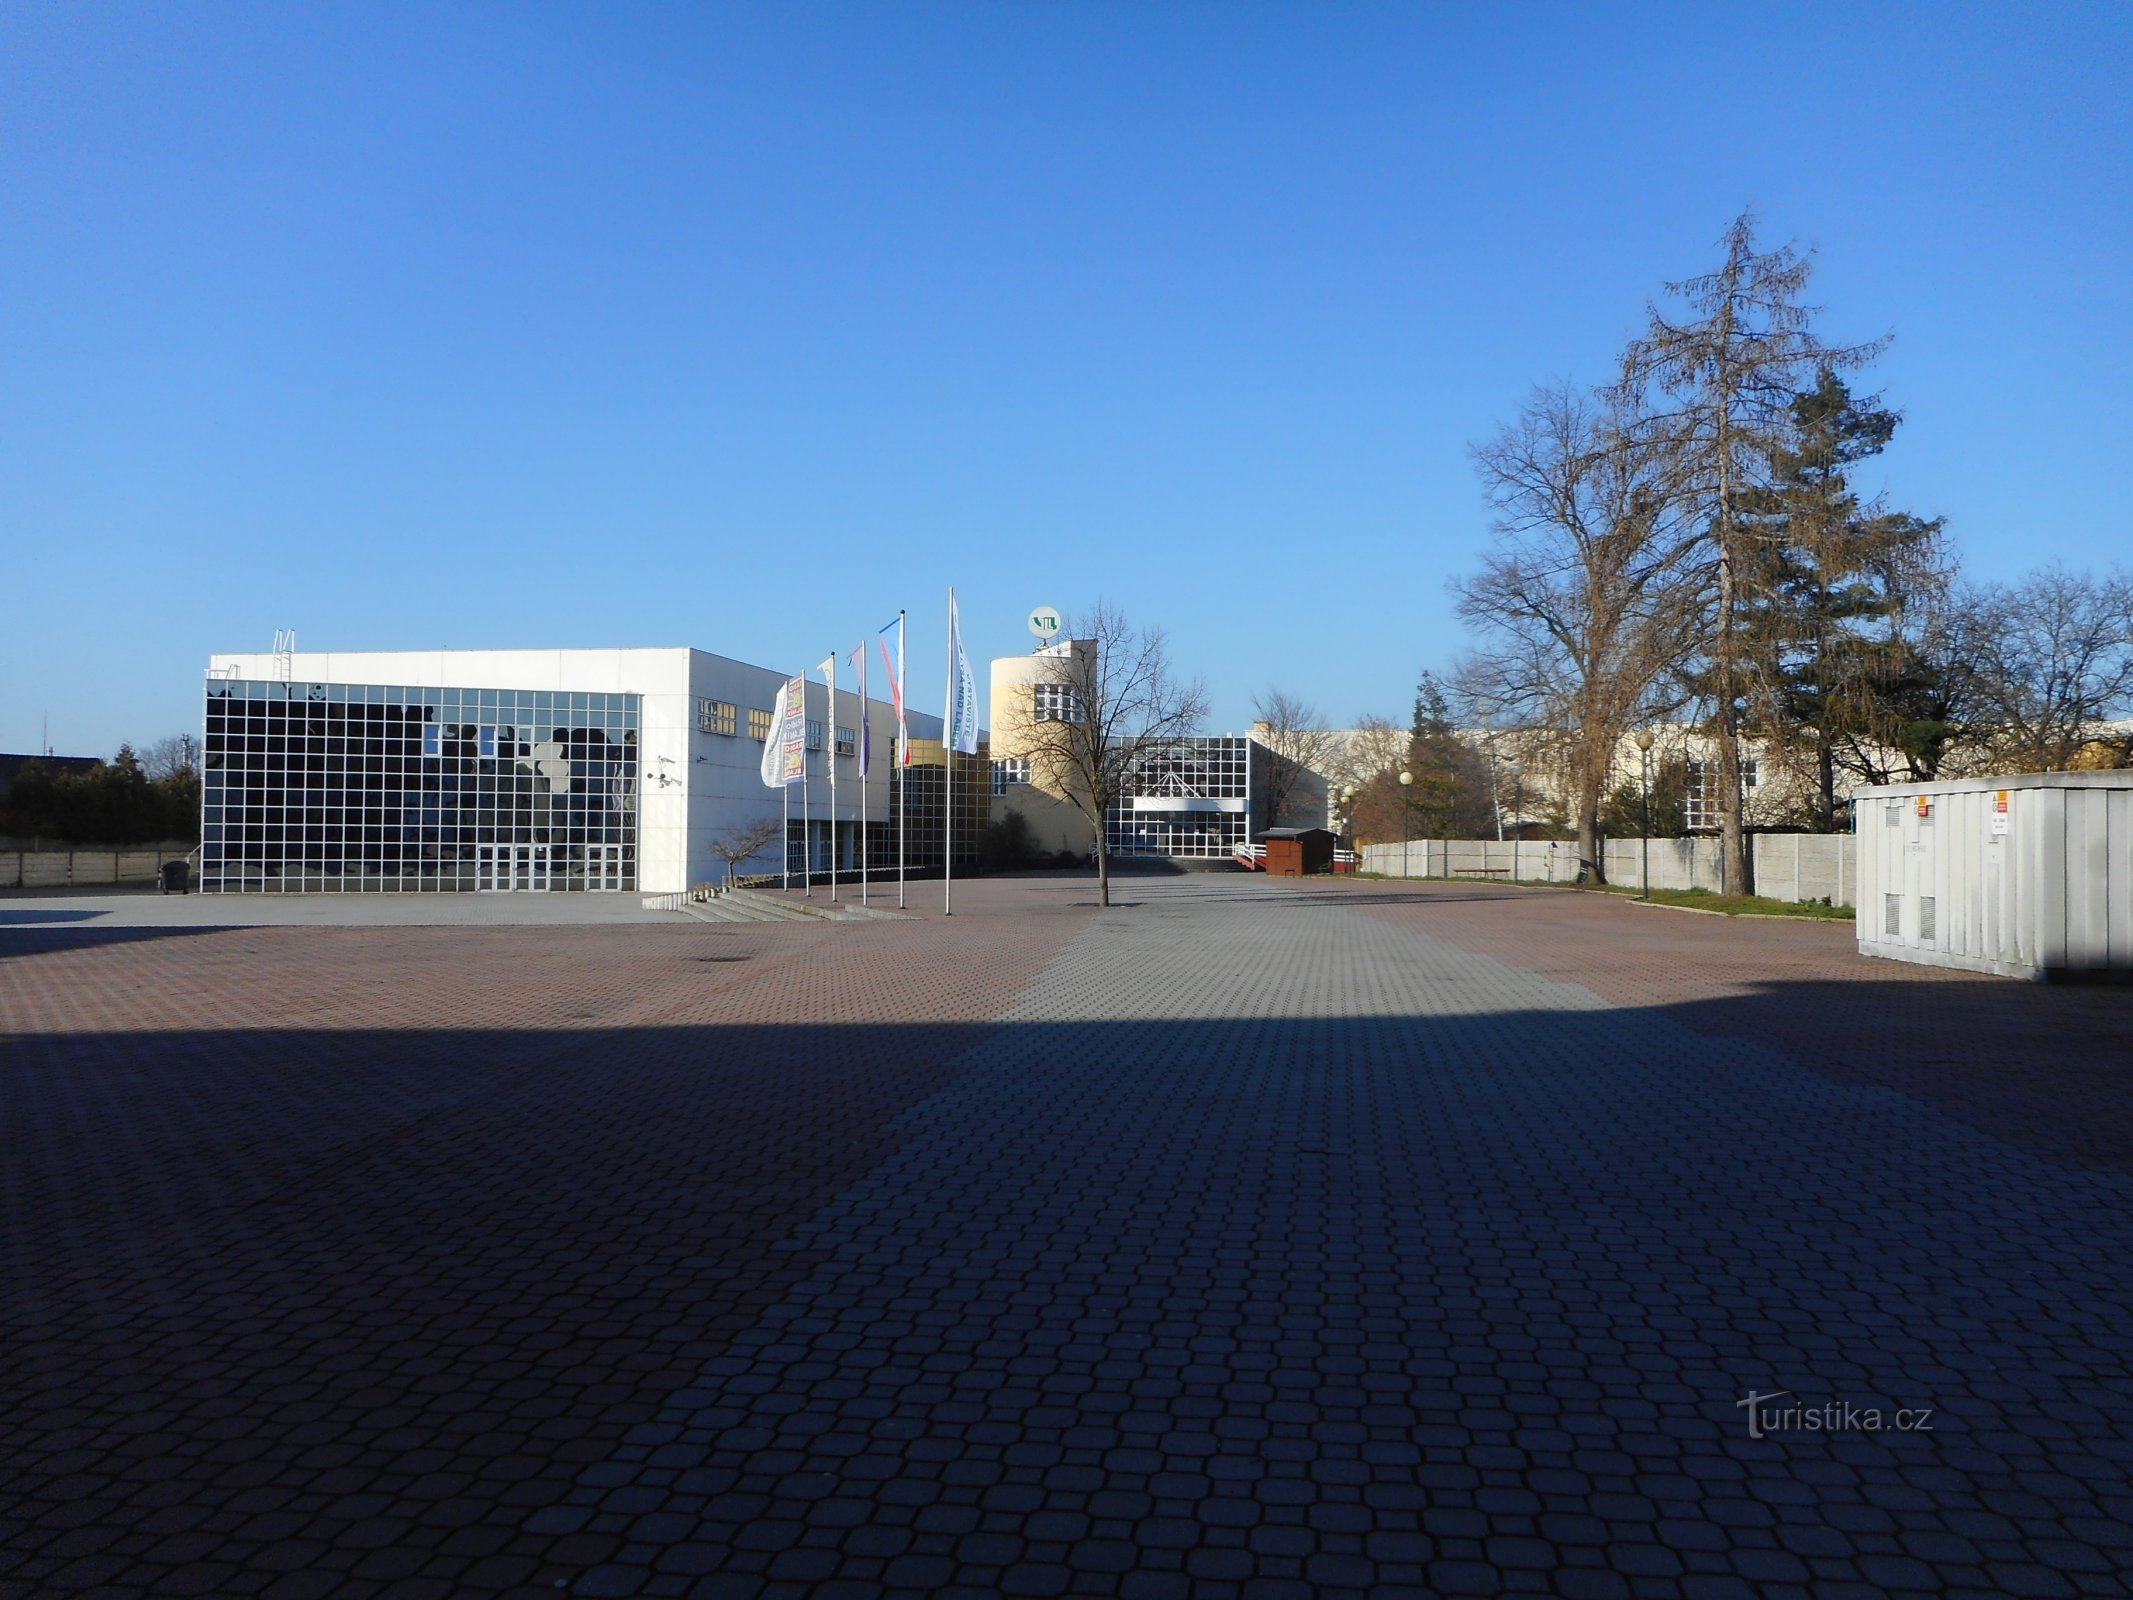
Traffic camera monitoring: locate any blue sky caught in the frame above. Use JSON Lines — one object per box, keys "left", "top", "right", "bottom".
{"left": 3, "top": 3, "right": 2127, "bottom": 757}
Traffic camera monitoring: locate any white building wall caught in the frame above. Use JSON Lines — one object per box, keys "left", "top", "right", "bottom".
{"left": 209, "top": 647, "right": 939, "bottom": 894}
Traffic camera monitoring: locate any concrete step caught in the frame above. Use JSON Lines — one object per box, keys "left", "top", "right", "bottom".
{"left": 659, "top": 888, "right": 913, "bottom": 925}
{"left": 726, "top": 888, "right": 848, "bottom": 922}
{"left": 673, "top": 897, "right": 759, "bottom": 924}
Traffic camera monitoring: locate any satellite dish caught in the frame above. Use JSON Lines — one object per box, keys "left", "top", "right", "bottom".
{"left": 1027, "top": 605, "right": 1062, "bottom": 644}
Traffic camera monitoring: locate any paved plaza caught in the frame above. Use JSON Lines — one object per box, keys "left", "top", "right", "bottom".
{"left": 5, "top": 874, "right": 2133, "bottom": 1600}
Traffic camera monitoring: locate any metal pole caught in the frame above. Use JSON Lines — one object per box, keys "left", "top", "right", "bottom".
{"left": 859, "top": 644, "right": 869, "bottom": 909}
{"left": 1640, "top": 748, "right": 1651, "bottom": 900}
{"left": 1512, "top": 773, "right": 1521, "bottom": 883}
{"left": 897, "top": 611, "right": 907, "bottom": 910}
{"left": 827, "top": 655, "right": 839, "bottom": 901}
{"left": 801, "top": 681, "right": 812, "bottom": 897}
{"left": 783, "top": 779, "right": 790, "bottom": 891}
{"left": 944, "top": 591, "right": 955, "bottom": 917}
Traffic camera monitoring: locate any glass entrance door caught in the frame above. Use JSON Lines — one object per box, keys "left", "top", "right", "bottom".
{"left": 584, "top": 844, "right": 623, "bottom": 892}
{"left": 477, "top": 844, "right": 549, "bottom": 891}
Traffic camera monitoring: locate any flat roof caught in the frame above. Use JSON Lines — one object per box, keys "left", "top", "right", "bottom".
{"left": 1854, "top": 770, "right": 2133, "bottom": 798}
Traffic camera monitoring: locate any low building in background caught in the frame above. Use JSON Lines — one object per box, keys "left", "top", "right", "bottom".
{"left": 199, "top": 647, "right": 951, "bottom": 894}
{"left": 0, "top": 752, "right": 106, "bottom": 813}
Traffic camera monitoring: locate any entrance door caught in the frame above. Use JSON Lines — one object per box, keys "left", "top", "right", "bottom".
{"left": 477, "top": 844, "right": 549, "bottom": 891}
{"left": 584, "top": 844, "right": 623, "bottom": 892}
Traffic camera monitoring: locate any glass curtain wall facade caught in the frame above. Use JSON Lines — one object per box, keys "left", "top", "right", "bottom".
{"left": 201, "top": 679, "right": 639, "bottom": 892}
{"left": 1104, "top": 736, "right": 1254, "bottom": 859}
{"left": 878, "top": 738, "right": 988, "bottom": 871}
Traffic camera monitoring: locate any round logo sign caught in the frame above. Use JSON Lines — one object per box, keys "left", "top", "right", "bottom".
{"left": 1027, "top": 605, "right": 1063, "bottom": 642}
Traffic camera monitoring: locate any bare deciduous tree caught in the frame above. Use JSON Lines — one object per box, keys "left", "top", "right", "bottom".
{"left": 1250, "top": 687, "right": 1337, "bottom": 827}
{"left": 1611, "top": 209, "right": 1885, "bottom": 891}
{"left": 1952, "top": 567, "right": 2133, "bottom": 772}
{"left": 1006, "top": 603, "right": 1208, "bottom": 907}
{"left": 708, "top": 816, "right": 785, "bottom": 889}
{"left": 140, "top": 735, "right": 202, "bottom": 781}
{"left": 1456, "top": 383, "right": 1702, "bottom": 880}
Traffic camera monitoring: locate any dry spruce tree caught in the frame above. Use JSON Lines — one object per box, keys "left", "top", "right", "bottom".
{"left": 1610, "top": 210, "right": 1885, "bottom": 891}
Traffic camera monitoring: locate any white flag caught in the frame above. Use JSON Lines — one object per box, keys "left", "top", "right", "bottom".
{"left": 759, "top": 678, "right": 789, "bottom": 787}
{"left": 946, "top": 588, "right": 979, "bottom": 755}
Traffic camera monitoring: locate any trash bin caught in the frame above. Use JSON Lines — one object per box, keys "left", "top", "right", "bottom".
{"left": 160, "top": 858, "right": 190, "bottom": 895}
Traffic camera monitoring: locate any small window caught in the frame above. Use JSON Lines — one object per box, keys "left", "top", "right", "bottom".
{"left": 1919, "top": 896, "right": 1936, "bottom": 941}
{"left": 747, "top": 707, "right": 773, "bottom": 741}
{"left": 422, "top": 725, "right": 443, "bottom": 759}
{"left": 835, "top": 726, "right": 857, "bottom": 759}
{"left": 992, "top": 758, "right": 1031, "bottom": 795}
{"left": 698, "top": 698, "right": 737, "bottom": 736}
{"left": 1884, "top": 893, "right": 1901, "bottom": 937}
{"left": 1741, "top": 758, "right": 1759, "bottom": 790}
{"left": 478, "top": 725, "right": 499, "bottom": 760}
{"left": 806, "top": 719, "right": 824, "bottom": 752}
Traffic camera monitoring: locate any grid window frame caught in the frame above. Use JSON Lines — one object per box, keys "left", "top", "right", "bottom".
{"left": 1032, "top": 682, "right": 1085, "bottom": 724}
{"left": 199, "top": 677, "right": 641, "bottom": 894}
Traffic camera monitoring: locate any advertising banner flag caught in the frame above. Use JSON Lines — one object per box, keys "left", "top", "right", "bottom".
{"left": 878, "top": 649, "right": 904, "bottom": 759}
{"left": 759, "top": 678, "right": 789, "bottom": 787}
{"left": 878, "top": 616, "right": 907, "bottom": 765}
{"left": 778, "top": 674, "right": 807, "bottom": 784}
{"left": 946, "top": 588, "right": 979, "bottom": 756}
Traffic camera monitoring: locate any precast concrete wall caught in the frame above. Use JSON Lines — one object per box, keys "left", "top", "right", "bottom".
{"left": 1359, "top": 835, "right": 1854, "bottom": 904}
{"left": 0, "top": 847, "right": 193, "bottom": 889}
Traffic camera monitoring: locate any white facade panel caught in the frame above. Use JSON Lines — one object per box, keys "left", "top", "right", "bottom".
{"left": 1854, "top": 771, "right": 2133, "bottom": 982}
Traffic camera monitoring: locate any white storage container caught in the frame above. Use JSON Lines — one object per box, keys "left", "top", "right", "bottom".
{"left": 1854, "top": 771, "right": 2133, "bottom": 982}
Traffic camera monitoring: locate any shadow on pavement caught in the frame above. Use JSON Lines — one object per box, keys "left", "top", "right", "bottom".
{"left": 0, "top": 922, "right": 234, "bottom": 956}
{"left": 6, "top": 978, "right": 2133, "bottom": 1595}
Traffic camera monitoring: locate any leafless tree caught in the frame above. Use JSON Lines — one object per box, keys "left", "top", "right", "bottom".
{"left": 1339, "top": 716, "right": 1407, "bottom": 844}
{"left": 1611, "top": 209, "right": 1886, "bottom": 891}
{"left": 1344, "top": 714, "right": 1407, "bottom": 785}
{"left": 139, "top": 735, "right": 201, "bottom": 781}
{"left": 1456, "top": 383, "right": 1703, "bottom": 880}
{"left": 1006, "top": 603, "right": 1209, "bottom": 907}
{"left": 1250, "top": 688, "right": 1337, "bottom": 827}
{"left": 707, "top": 816, "right": 785, "bottom": 889}
{"left": 1951, "top": 567, "right": 2133, "bottom": 772}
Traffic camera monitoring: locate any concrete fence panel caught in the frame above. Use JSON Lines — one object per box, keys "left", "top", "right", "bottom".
{"left": 2, "top": 847, "right": 193, "bottom": 890}
{"left": 1360, "top": 835, "right": 1855, "bottom": 906}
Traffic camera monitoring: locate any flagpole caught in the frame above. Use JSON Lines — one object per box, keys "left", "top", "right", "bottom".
{"left": 945, "top": 588, "right": 955, "bottom": 917}
{"left": 858, "top": 642, "right": 870, "bottom": 909}
{"left": 782, "top": 779, "right": 790, "bottom": 891}
{"left": 826, "top": 655, "right": 839, "bottom": 901}
{"left": 801, "top": 684, "right": 812, "bottom": 898}
{"left": 897, "top": 610, "right": 907, "bottom": 910}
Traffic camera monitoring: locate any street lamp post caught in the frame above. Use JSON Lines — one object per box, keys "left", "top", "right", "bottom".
{"left": 1634, "top": 728, "right": 1656, "bottom": 900}
{"left": 1509, "top": 763, "right": 1522, "bottom": 883}
{"left": 1398, "top": 770, "right": 1413, "bottom": 878}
